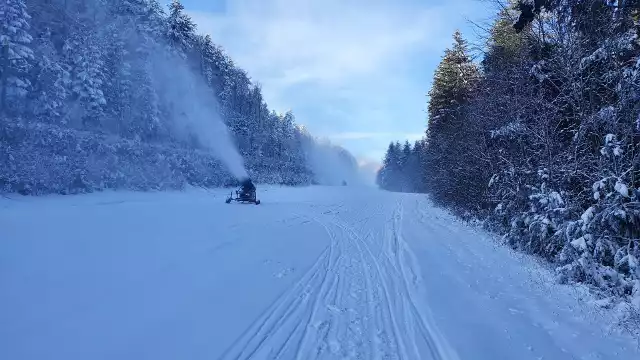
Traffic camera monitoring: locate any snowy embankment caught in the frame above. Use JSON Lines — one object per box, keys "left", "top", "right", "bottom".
{"left": 1, "top": 186, "right": 638, "bottom": 359}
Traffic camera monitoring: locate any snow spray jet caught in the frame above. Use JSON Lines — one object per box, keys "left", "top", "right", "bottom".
{"left": 74, "top": 2, "right": 247, "bottom": 180}
{"left": 148, "top": 50, "right": 248, "bottom": 180}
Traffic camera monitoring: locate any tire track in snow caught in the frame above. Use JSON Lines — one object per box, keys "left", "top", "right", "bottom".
{"left": 338, "top": 218, "right": 411, "bottom": 360}
{"left": 332, "top": 215, "right": 432, "bottom": 359}
{"left": 327, "top": 199, "right": 460, "bottom": 360}
{"left": 300, "top": 202, "right": 443, "bottom": 359}
{"left": 218, "top": 214, "right": 339, "bottom": 360}
{"left": 325, "top": 203, "right": 398, "bottom": 359}
{"left": 297, "top": 213, "right": 379, "bottom": 360}
{"left": 326, "top": 203, "right": 388, "bottom": 359}
{"left": 294, "top": 215, "right": 348, "bottom": 360}
{"left": 220, "top": 200, "right": 459, "bottom": 360}
{"left": 390, "top": 200, "right": 460, "bottom": 360}
{"left": 390, "top": 201, "right": 432, "bottom": 359}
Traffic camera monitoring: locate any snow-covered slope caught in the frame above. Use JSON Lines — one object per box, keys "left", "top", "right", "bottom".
{"left": 1, "top": 186, "right": 637, "bottom": 359}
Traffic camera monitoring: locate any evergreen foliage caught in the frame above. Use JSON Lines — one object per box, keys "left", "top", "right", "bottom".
{"left": 0, "top": 0, "right": 357, "bottom": 194}
{"left": 378, "top": 1, "right": 640, "bottom": 322}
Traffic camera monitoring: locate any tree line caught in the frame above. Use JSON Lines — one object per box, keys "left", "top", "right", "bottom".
{"left": 376, "top": 140, "right": 425, "bottom": 193}
{"left": 0, "top": 0, "right": 358, "bottom": 194}
{"left": 378, "top": 0, "right": 640, "bottom": 321}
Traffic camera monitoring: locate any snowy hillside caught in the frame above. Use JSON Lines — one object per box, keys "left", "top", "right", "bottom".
{"left": 0, "top": 0, "right": 363, "bottom": 195}
{"left": 2, "top": 186, "right": 637, "bottom": 360}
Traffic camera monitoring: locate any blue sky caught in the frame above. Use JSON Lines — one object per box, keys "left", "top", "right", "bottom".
{"left": 180, "top": 0, "right": 496, "bottom": 166}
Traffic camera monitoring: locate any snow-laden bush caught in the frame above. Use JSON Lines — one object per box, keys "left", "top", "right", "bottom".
{"left": 0, "top": 120, "right": 233, "bottom": 194}
{"left": 487, "top": 165, "right": 531, "bottom": 234}
{"left": 556, "top": 134, "right": 640, "bottom": 314}
{"left": 505, "top": 168, "right": 569, "bottom": 257}
{"left": 399, "top": 1, "right": 640, "bottom": 335}
{"left": 0, "top": 115, "right": 323, "bottom": 195}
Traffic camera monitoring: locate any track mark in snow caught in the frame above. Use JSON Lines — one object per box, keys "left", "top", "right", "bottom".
{"left": 371, "top": 200, "right": 460, "bottom": 360}
{"left": 273, "top": 268, "right": 294, "bottom": 279}
{"left": 326, "top": 202, "right": 458, "bottom": 360}
{"left": 220, "top": 203, "right": 459, "bottom": 360}
{"left": 6, "top": 188, "right": 639, "bottom": 360}
{"left": 218, "top": 215, "right": 337, "bottom": 360}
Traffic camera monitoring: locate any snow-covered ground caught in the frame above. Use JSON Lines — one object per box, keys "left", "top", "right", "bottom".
{"left": 1, "top": 186, "right": 638, "bottom": 360}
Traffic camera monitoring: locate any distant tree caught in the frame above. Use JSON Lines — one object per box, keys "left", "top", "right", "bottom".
{"left": 377, "top": 142, "right": 403, "bottom": 191}
{"left": 403, "top": 140, "right": 424, "bottom": 193}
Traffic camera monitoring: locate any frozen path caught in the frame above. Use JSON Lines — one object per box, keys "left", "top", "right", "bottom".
{"left": 1, "top": 186, "right": 638, "bottom": 360}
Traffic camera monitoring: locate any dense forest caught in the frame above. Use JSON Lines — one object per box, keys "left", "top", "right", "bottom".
{"left": 378, "top": 0, "right": 640, "bottom": 322}
{"left": 0, "top": 0, "right": 360, "bottom": 195}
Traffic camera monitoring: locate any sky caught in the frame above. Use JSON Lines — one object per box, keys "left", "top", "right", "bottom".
{"left": 179, "top": 0, "right": 496, "bottom": 166}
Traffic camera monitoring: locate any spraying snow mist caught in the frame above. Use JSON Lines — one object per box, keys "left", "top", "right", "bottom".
{"left": 149, "top": 50, "right": 248, "bottom": 180}
{"left": 302, "top": 139, "right": 370, "bottom": 186}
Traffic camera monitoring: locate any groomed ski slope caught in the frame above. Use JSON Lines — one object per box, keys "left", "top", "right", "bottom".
{"left": 1, "top": 186, "right": 638, "bottom": 360}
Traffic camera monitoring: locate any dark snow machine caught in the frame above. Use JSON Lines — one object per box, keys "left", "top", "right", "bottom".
{"left": 226, "top": 178, "right": 260, "bottom": 205}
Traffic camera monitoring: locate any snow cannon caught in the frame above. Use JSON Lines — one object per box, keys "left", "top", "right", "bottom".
{"left": 225, "top": 177, "right": 260, "bottom": 205}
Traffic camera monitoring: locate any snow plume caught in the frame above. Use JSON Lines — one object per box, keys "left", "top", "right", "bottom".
{"left": 148, "top": 49, "right": 248, "bottom": 180}
{"left": 357, "top": 159, "right": 381, "bottom": 186}
{"left": 303, "top": 138, "right": 369, "bottom": 186}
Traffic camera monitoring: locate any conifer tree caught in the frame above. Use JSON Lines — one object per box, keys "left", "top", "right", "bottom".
{"left": 0, "top": 0, "right": 34, "bottom": 115}
{"left": 166, "top": 0, "right": 195, "bottom": 58}
{"left": 0, "top": 0, "right": 361, "bottom": 196}
{"left": 424, "top": 30, "right": 480, "bottom": 207}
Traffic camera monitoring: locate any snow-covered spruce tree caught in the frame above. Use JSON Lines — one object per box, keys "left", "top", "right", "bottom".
{"left": 166, "top": 0, "right": 195, "bottom": 58}
{"left": 246, "top": 84, "right": 267, "bottom": 155}
{"left": 275, "top": 111, "right": 297, "bottom": 185}
{"left": 101, "top": 20, "right": 133, "bottom": 136}
{"left": 196, "top": 34, "right": 216, "bottom": 87}
{"left": 406, "top": 140, "right": 425, "bottom": 193}
{"left": 208, "top": 43, "right": 234, "bottom": 98}
{"left": 105, "top": 0, "right": 165, "bottom": 140}
{"left": 288, "top": 125, "right": 313, "bottom": 185}
{"left": 399, "top": 141, "right": 412, "bottom": 192}
{"left": 377, "top": 140, "right": 425, "bottom": 193}
{"left": 423, "top": 30, "right": 482, "bottom": 210}
{"left": 63, "top": 29, "right": 107, "bottom": 129}
{"left": 410, "top": 139, "right": 426, "bottom": 193}
{"left": 377, "top": 142, "right": 398, "bottom": 191}
{"left": 133, "top": 0, "right": 167, "bottom": 141}
{"left": 0, "top": 0, "right": 34, "bottom": 115}
{"left": 390, "top": 141, "right": 403, "bottom": 190}
{"left": 29, "top": 27, "right": 69, "bottom": 123}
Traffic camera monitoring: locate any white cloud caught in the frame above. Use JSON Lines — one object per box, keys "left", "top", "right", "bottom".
{"left": 188, "top": 0, "right": 475, "bottom": 104}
